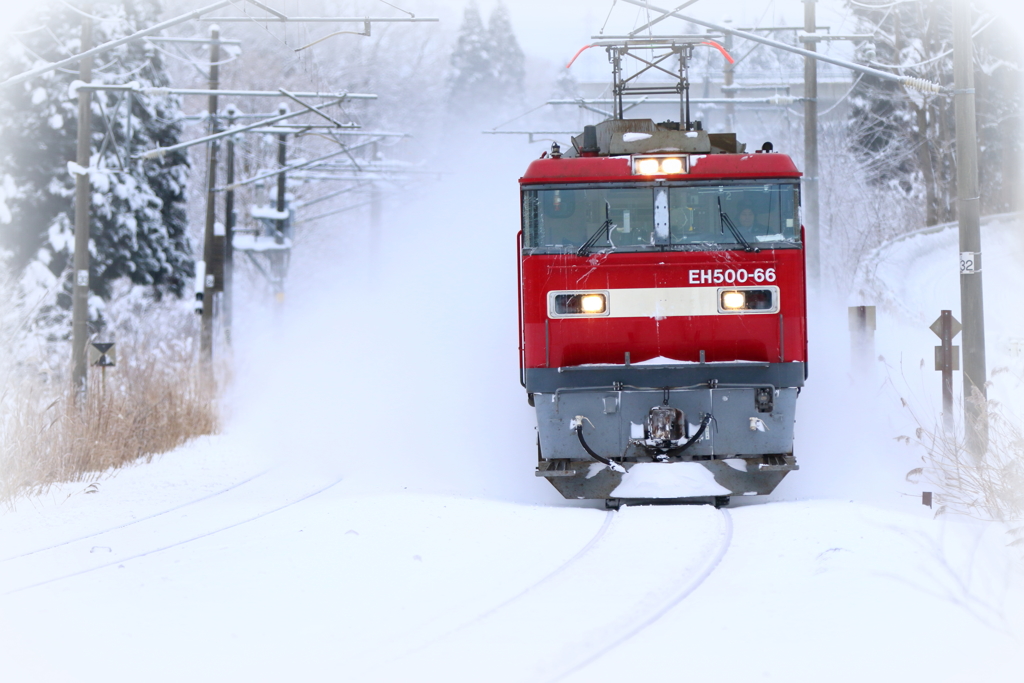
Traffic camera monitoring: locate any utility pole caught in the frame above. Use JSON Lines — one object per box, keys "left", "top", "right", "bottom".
{"left": 273, "top": 104, "right": 288, "bottom": 303}
{"left": 71, "top": 13, "right": 94, "bottom": 403}
{"left": 802, "top": 0, "right": 820, "bottom": 287}
{"left": 276, "top": 106, "right": 288, "bottom": 244}
{"left": 224, "top": 105, "right": 236, "bottom": 345}
{"left": 200, "top": 26, "right": 221, "bottom": 365}
{"left": 952, "top": 0, "right": 987, "bottom": 455}
{"left": 370, "top": 141, "right": 382, "bottom": 270}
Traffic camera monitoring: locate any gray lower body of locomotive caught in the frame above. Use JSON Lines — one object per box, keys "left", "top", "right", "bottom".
{"left": 529, "top": 363, "right": 802, "bottom": 504}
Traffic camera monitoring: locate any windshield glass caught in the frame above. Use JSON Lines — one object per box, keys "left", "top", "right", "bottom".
{"left": 522, "top": 182, "right": 800, "bottom": 252}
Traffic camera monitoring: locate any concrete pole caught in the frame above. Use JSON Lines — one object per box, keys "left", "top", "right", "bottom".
{"left": 803, "top": 0, "right": 820, "bottom": 288}
{"left": 200, "top": 26, "right": 220, "bottom": 365}
{"left": 71, "top": 14, "right": 94, "bottom": 403}
{"left": 723, "top": 26, "right": 734, "bottom": 133}
{"left": 952, "top": 0, "right": 987, "bottom": 455}
{"left": 223, "top": 106, "right": 236, "bottom": 345}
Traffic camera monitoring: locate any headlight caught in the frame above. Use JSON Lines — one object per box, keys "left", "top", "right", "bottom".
{"left": 660, "top": 157, "right": 684, "bottom": 174}
{"left": 580, "top": 293, "right": 606, "bottom": 313}
{"left": 718, "top": 288, "right": 777, "bottom": 312}
{"left": 721, "top": 290, "right": 747, "bottom": 310}
{"left": 632, "top": 155, "right": 688, "bottom": 176}
{"left": 636, "top": 158, "right": 661, "bottom": 175}
{"left": 550, "top": 292, "right": 608, "bottom": 316}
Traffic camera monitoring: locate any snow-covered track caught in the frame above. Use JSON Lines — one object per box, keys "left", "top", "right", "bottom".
{"left": 362, "top": 504, "right": 731, "bottom": 683}
{"left": 0, "top": 473, "right": 342, "bottom": 596}
{"left": 460, "top": 508, "right": 617, "bottom": 627}
{"left": 550, "top": 507, "right": 733, "bottom": 682}
{"left": 0, "top": 470, "right": 269, "bottom": 563}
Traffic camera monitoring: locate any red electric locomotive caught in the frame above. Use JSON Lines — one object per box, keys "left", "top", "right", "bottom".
{"left": 518, "top": 39, "right": 806, "bottom": 507}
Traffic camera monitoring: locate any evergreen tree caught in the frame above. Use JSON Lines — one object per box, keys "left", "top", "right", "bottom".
{"left": 447, "top": 2, "right": 492, "bottom": 120}
{"left": 487, "top": 2, "right": 525, "bottom": 110}
{"left": 0, "top": 0, "right": 192, "bottom": 336}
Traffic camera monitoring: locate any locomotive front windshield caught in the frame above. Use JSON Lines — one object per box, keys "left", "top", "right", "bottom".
{"left": 522, "top": 182, "right": 800, "bottom": 252}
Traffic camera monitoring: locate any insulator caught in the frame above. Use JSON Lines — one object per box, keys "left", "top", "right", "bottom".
{"left": 901, "top": 77, "right": 942, "bottom": 94}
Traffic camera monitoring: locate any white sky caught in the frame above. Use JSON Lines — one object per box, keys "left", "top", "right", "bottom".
{"left": 0, "top": 0, "right": 1017, "bottom": 86}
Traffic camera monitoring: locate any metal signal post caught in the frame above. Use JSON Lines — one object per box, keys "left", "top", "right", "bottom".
{"left": 931, "top": 310, "right": 961, "bottom": 429}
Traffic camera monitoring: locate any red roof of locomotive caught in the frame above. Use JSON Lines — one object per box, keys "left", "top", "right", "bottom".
{"left": 520, "top": 153, "right": 802, "bottom": 184}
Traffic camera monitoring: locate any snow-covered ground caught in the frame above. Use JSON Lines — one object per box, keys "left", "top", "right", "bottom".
{"left": 2, "top": 138, "right": 1022, "bottom": 682}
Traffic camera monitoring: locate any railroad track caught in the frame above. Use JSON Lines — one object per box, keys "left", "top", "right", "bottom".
{"left": 0, "top": 472, "right": 342, "bottom": 596}
{"left": 550, "top": 507, "right": 733, "bottom": 682}
{"left": 360, "top": 504, "right": 732, "bottom": 683}
{"left": 0, "top": 470, "right": 269, "bottom": 563}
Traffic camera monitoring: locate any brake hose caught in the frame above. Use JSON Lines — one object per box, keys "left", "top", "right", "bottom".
{"left": 573, "top": 419, "right": 626, "bottom": 473}
{"left": 665, "top": 413, "right": 713, "bottom": 458}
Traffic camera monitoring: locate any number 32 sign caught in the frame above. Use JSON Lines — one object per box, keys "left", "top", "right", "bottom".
{"left": 960, "top": 251, "right": 978, "bottom": 275}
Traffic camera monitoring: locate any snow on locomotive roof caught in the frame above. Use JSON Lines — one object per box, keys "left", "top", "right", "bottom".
{"left": 520, "top": 153, "right": 801, "bottom": 184}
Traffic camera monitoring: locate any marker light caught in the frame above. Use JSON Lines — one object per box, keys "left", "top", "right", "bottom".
{"left": 636, "top": 158, "right": 661, "bottom": 175}
{"left": 551, "top": 292, "right": 608, "bottom": 316}
{"left": 660, "top": 157, "right": 684, "bottom": 174}
{"left": 721, "top": 290, "right": 747, "bottom": 310}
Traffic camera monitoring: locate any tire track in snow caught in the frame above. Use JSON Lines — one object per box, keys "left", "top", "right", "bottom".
{"left": 361, "top": 504, "right": 730, "bottom": 683}
{"left": 2, "top": 474, "right": 343, "bottom": 596}
{"left": 0, "top": 470, "right": 270, "bottom": 563}
{"left": 548, "top": 508, "right": 733, "bottom": 682}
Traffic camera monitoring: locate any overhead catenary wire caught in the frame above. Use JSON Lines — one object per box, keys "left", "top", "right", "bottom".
{"left": 617, "top": 0, "right": 944, "bottom": 93}
{"left": 56, "top": 0, "right": 109, "bottom": 22}
{"left": 0, "top": 0, "right": 235, "bottom": 89}
{"left": 865, "top": 15, "right": 996, "bottom": 72}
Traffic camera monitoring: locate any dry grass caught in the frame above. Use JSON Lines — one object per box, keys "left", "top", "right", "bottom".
{"left": 906, "top": 388, "right": 1024, "bottom": 546}
{"left": 0, "top": 283, "right": 220, "bottom": 506}
{"left": 0, "top": 342, "right": 218, "bottom": 506}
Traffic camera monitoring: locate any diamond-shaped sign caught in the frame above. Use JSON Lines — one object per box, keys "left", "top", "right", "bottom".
{"left": 930, "top": 315, "right": 962, "bottom": 339}
{"left": 89, "top": 342, "right": 116, "bottom": 367}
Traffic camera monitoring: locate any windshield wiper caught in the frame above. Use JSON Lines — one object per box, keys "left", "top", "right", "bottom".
{"left": 577, "top": 202, "right": 616, "bottom": 257}
{"left": 717, "top": 197, "right": 760, "bottom": 253}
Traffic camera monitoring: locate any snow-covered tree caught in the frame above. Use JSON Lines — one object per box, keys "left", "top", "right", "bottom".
{"left": 487, "top": 2, "right": 525, "bottom": 110}
{"left": 0, "top": 0, "right": 192, "bottom": 338}
{"left": 847, "top": 0, "right": 1020, "bottom": 225}
{"left": 447, "top": 2, "right": 491, "bottom": 120}
{"left": 447, "top": 2, "right": 525, "bottom": 121}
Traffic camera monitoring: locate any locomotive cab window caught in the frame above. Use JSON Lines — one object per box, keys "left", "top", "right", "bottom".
{"left": 523, "top": 182, "right": 800, "bottom": 253}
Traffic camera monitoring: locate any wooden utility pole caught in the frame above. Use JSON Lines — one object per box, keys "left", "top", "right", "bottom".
{"left": 952, "top": 0, "right": 987, "bottom": 455}
{"left": 275, "top": 109, "right": 288, "bottom": 243}
{"left": 802, "top": 0, "right": 820, "bottom": 287}
{"left": 223, "top": 105, "right": 236, "bottom": 345}
{"left": 273, "top": 104, "right": 288, "bottom": 302}
{"left": 370, "top": 141, "right": 382, "bottom": 269}
{"left": 71, "top": 13, "right": 94, "bottom": 403}
{"left": 200, "top": 26, "right": 221, "bottom": 364}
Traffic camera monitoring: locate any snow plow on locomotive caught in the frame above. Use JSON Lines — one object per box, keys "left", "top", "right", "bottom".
{"left": 518, "top": 39, "right": 807, "bottom": 507}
